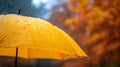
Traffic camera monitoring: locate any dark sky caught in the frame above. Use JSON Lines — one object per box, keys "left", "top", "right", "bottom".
{"left": 0, "top": 0, "right": 68, "bottom": 20}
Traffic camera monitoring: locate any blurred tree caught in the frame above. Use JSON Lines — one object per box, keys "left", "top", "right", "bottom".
{"left": 65, "top": 0, "right": 120, "bottom": 67}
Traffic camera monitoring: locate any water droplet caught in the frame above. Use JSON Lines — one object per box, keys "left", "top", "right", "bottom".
{"left": 60, "top": 51, "right": 65, "bottom": 54}
{"left": 5, "top": 43, "right": 9, "bottom": 45}
{"left": 22, "top": 27, "right": 25, "bottom": 29}
{"left": 10, "top": 45, "right": 16, "bottom": 48}
{"left": 66, "top": 54, "right": 69, "bottom": 56}
{"left": 46, "top": 49, "right": 49, "bottom": 50}
{"left": 31, "top": 47, "right": 34, "bottom": 49}
{"left": 4, "top": 45, "right": 10, "bottom": 48}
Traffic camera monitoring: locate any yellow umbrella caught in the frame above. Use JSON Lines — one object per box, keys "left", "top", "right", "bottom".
{"left": 0, "top": 14, "right": 87, "bottom": 66}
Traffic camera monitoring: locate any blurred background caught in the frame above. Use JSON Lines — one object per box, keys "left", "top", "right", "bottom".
{"left": 0, "top": 0, "right": 120, "bottom": 67}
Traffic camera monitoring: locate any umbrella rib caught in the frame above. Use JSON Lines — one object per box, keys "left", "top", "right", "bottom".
{"left": 56, "top": 28, "right": 77, "bottom": 52}
{"left": 59, "top": 53, "right": 64, "bottom": 60}
{"left": 55, "top": 27, "right": 87, "bottom": 57}
{"left": 27, "top": 26, "right": 37, "bottom": 48}
{"left": 28, "top": 48, "right": 30, "bottom": 59}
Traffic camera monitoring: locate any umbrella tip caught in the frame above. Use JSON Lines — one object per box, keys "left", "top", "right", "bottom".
{"left": 18, "top": 9, "right": 21, "bottom": 15}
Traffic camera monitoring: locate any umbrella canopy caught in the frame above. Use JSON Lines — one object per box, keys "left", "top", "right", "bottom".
{"left": 0, "top": 14, "right": 87, "bottom": 60}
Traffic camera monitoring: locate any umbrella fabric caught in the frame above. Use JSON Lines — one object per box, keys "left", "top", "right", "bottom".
{"left": 0, "top": 14, "right": 87, "bottom": 60}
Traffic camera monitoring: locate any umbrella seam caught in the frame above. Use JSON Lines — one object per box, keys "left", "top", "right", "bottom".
{"left": 54, "top": 27, "right": 78, "bottom": 53}
{"left": 54, "top": 26, "right": 87, "bottom": 57}
{"left": 27, "top": 25, "right": 37, "bottom": 49}
{"left": 59, "top": 53, "right": 64, "bottom": 60}
{"left": 28, "top": 48, "right": 30, "bottom": 59}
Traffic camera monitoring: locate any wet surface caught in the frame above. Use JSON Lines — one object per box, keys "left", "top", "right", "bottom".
{"left": 0, "top": 0, "right": 69, "bottom": 67}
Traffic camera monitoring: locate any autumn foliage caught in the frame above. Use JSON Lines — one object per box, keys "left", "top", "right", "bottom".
{"left": 65, "top": 0, "right": 120, "bottom": 67}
